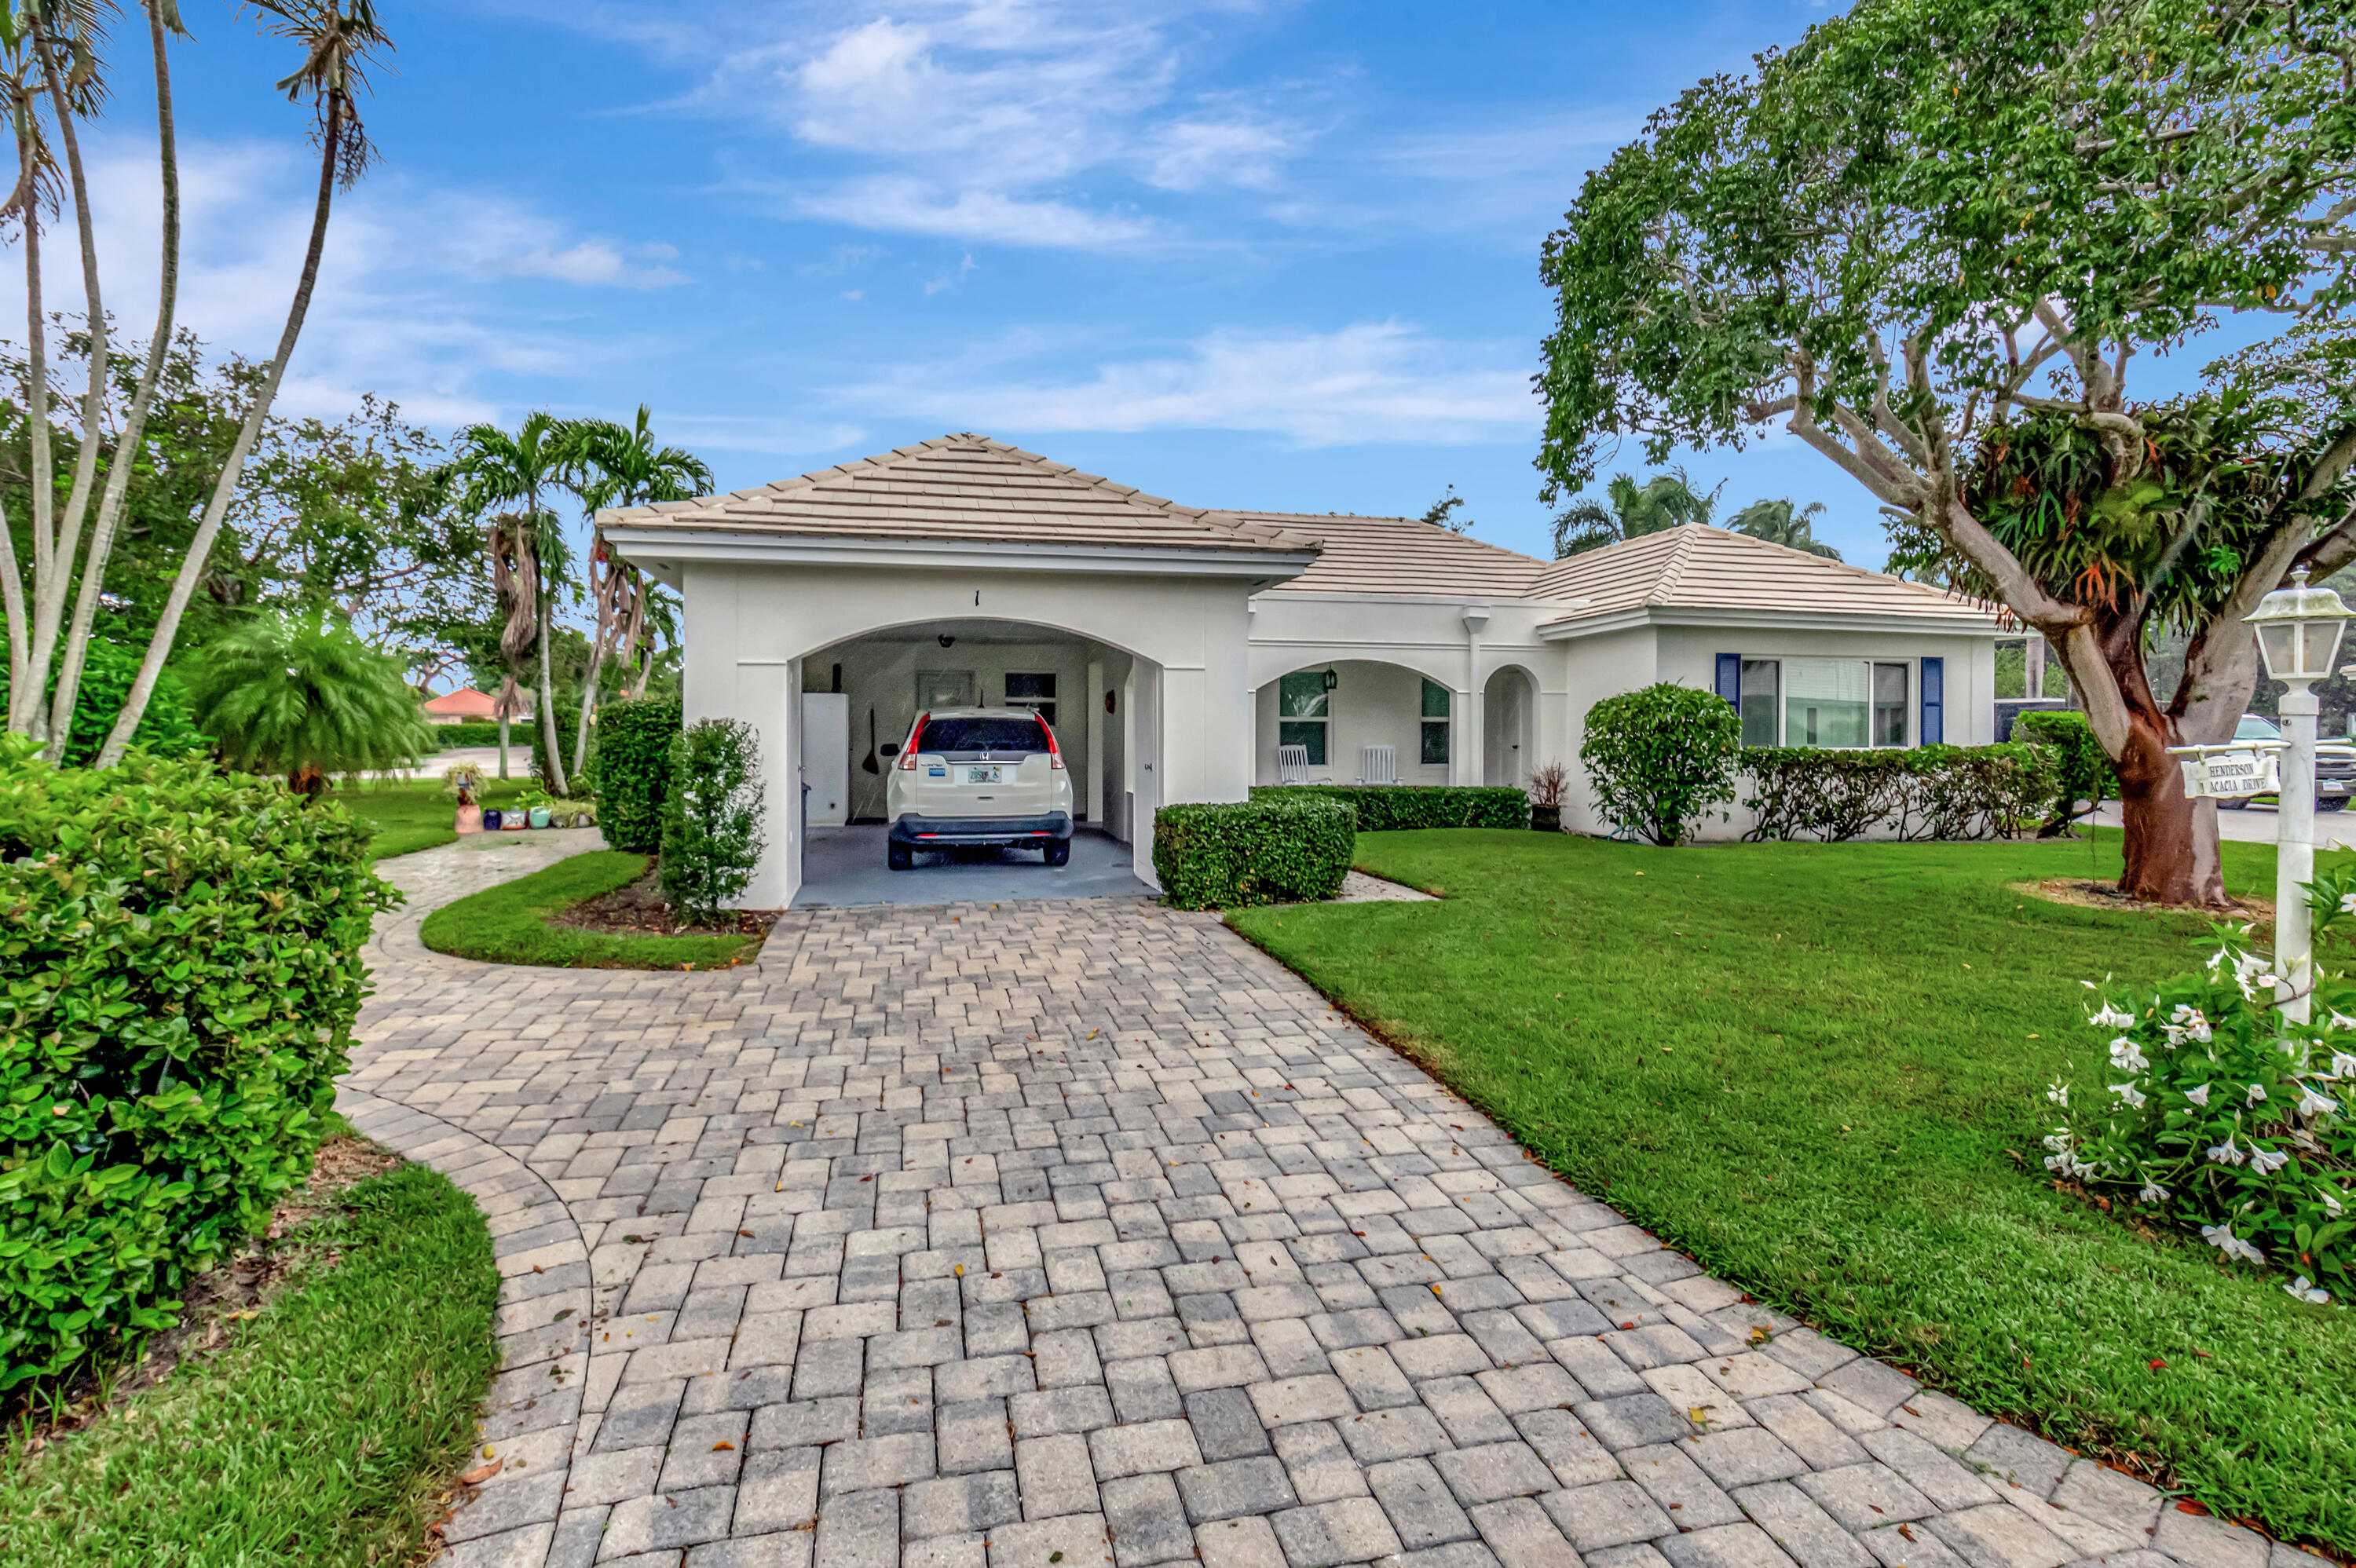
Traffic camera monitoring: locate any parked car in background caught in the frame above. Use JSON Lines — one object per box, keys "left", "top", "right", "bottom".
{"left": 884, "top": 707, "right": 1076, "bottom": 868}
{"left": 2223, "top": 712, "right": 2356, "bottom": 812}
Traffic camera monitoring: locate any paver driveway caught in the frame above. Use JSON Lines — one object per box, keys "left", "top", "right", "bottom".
{"left": 346, "top": 842, "right": 2296, "bottom": 1568}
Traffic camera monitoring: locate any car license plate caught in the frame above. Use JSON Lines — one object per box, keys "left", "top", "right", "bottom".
{"left": 964, "top": 766, "right": 1003, "bottom": 785}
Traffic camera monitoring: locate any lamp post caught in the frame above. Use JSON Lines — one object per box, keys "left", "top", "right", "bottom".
{"left": 2245, "top": 568, "right": 2355, "bottom": 1022}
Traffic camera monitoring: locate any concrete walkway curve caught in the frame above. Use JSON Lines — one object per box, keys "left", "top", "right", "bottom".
{"left": 343, "top": 839, "right": 2310, "bottom": 1568}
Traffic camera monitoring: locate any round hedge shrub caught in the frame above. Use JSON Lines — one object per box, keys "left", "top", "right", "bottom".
{"left": 660, "top": 718, "right": 767, "bottom": 924}
{"left": 1580, "top": 682, "right": 1741, "bottom": 846}
{"left": 0, "top": 741, "right": 397, "bottom": 1389}
{"left": 1154, "top": 796, "right": 1357, "bottom": 909}
{"left": 591, "top": 695, "right": 681, "bottom": 854}
{"left": 0, "top": 634, "right": 207, "bottom": 767}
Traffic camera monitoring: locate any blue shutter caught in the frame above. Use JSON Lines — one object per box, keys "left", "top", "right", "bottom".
{"left": 1920, "top": 656, "right": 1944, "bottom": 744}
{"left": 1714, "top": 653, "right": 1741, "bottom": 707}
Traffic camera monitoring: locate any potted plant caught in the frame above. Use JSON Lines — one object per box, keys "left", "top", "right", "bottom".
{"left": 444, "top": 762, "right": 485, "bottom": 834}
{"left": 1527, "top": 762, "right": 1569, "bottom": 833}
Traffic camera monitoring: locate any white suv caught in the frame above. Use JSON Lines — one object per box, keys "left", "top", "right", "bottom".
{"left": 884, "top": 707, "right": 1076, "bottom": 869}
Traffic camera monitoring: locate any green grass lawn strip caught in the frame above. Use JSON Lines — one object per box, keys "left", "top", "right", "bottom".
{"left": 0, "top": 1160, "right": 499, "bottom": 1566}
{"left": 346, "top": 777, "right": 535, "bottom": 863}
{"left": 419, "top": 849, "right": 757, "bottom": 969}
{"left": 1227, "top": 828, "right": 2356, "bottom": 1554}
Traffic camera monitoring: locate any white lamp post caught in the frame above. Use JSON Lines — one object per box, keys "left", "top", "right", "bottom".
{"left": 2246, "top": 568, "right": 2354, "bottom": 1021}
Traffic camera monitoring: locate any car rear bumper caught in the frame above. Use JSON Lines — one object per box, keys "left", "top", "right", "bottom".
{"left": 891, "top": 812, "right": 1073, "bottom": 846}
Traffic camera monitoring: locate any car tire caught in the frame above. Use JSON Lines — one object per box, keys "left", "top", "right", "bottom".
{"left": 2220, "top": 797, "right": 2248, "bottom": 810}
{"left": 2321, "top": 798, "right": 2350, "bottom": 813}
{"left": 888, "top": 843, "right": 913, "bottom": 871}
{"left": 1044, "top": 840, "right": 1070, "bottom": 867}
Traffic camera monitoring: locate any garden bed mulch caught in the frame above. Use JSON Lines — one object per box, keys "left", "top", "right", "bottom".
{"left": 2016, "top": 878, "right": 2273, "bottom": 926}
{"left": 549, "top": 868, "right": 783, "bottom": 939}
{"left": 3, "top": 1135, "right": 404, "bottom": 1455}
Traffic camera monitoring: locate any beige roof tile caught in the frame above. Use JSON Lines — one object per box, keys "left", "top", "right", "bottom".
{"left": 1526, "top": 525, "right": 1994, "bottom": 623}
{"left": 1227, "top": 511, "right": 1553, "bottom": 598}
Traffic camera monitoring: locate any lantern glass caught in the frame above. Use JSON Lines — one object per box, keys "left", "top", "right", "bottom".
{"left": 2305, "top": 618, "right": 2349, "bottom": 680}
{"left": 2247, "top": 568, "right": 2356, "bottom": 682}
{"left": 2259, "top": 620, "right": 2303, "bottom": 680}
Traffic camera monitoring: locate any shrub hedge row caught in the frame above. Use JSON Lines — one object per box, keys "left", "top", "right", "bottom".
{"left": 2012, "top": 709, "right": 2116, "bottom": 834}
{"left": 1154, "top": 797, "right": 1357, "bottom": 909}
{"left": 1247, "top": 784, "right": 1529, "bottom": 831}
{"left": 591, "top": 696, "right": 681, "bottom": 854}
{"left": 0, "top": 744, "right": 397, "bottom": 1389}
{"left": 1740, "top": 743, "right": 2061, "bottom": 842}
{"left": 0, "top": 636, "right": 208, "bottom": 767}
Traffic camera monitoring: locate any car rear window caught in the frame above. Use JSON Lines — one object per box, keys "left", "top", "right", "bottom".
{"left": 920, "top": 717, "right": 1048, "bottom": 755}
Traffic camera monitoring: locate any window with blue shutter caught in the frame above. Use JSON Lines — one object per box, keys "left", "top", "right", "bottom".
{"left": 1715, "top": 653, "right": 1740, "bottom": 707}
{"left": 1920, "top": 656, "right": 1944, "bottom": 744}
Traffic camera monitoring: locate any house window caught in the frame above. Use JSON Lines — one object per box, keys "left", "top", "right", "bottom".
{"left": 1421, "top": 680, "right": 1451, "bottom": 766}
{"left": 1739, "top": 660, "right": 1780, "bottom": 747}
{"left": 1279, "top": 671, "right": 1330, "bottom": 766}
{"left": 1734, "top": 658, "right": 1913, "bottom": 747}
{"left": 1004, "top": 671, "right": 1057, "bottom": 730}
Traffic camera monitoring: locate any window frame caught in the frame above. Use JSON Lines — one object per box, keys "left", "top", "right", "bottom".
{"left": 1278, "top": 670, "right": 1332, "bottom": 768}
{"left": 1420, "top": 678, "right": 1451, "bottom": 766}
{"left": 1733, "top": 656, "right": 1917, "bottom": 750}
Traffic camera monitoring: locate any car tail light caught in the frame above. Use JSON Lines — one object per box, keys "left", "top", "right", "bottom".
{"left": 898, "top": 716, "right": 925, "bottom": 769}
{"left": 1038, "top": 715, "right": 1065, "bottom": 769}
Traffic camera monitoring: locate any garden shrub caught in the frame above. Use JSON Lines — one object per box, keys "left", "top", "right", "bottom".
{"left": 1581, "top": 683, "right": 1740, "bottom": 845}
{"left": 0, "top": 741, "right": 397, "bottom": 1389}
{"left": 2045, "top": 864, "right": 2356, "bottom": 1303}
{"left": 1154, "top": 796, "right": 1357, "bottom": 910}
{"left": 660, "top": 718, "right": 766, "bottom": 923}
{"left": 591, "top": 696, "right": 680, "bottom": 853}
{"left": 1740, "top": 744, "right": 2060, "bottom": 842}
{"left": 0, "top": 635, "right": 207, "bottom": 766}
{"left": 1246, "top": 784, "right": 1527, "bottom": 831}
{"left": 2014, "top": 709, "right": 2116, "bottom": 835}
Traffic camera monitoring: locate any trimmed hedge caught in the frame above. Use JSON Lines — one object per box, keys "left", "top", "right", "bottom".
{"left": 1740, "top": 743, "right": 2061, "bottom": 842}
{"left": 1248, "top": 784, "right": 1528, "bottom": 831}
{"left": 2013, "top": 708, "right": 2115, "bottom": 835}
{"left": 0, "top": 636, "right": 207, "bottom": 767}
{"left": 0, "top": 743, "right": 397, "bottom": 1389}
{"left": 1154, "top": 797, "right": 1357, "bottom": 909}
{"left": 591, "top": 696, "right": 680, "bottom": 854}
{"left": 423, "top": 721, "right": 507, "bottom": 748}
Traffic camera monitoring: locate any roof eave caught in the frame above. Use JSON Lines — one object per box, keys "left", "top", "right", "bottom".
{"left": 604, "top": 525, "right": 1319, "bottom": 587}
{"left": 1537, "top": 604, "right": 2003, "bottom": 640}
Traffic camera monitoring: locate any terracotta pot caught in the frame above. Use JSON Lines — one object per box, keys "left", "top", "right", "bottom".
{"left": 455, "top": 802, "right": 484, "bottom": 834}
{"left": 1531, "top": 805, "right": 1563, "bottom": 833}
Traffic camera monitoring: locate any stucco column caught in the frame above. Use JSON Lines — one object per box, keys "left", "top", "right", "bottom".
{"left": 1085, "top": 656, "right": 1106, "bottom": 825}
{"left": 1460, "top": 605, "right": 1491, "bottom": 787}
{"left": 734, "top": 656, "right": 800, "bottom": 910}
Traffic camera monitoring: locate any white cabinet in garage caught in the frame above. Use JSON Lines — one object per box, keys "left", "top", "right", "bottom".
{"left": 802, "top": 692, "right": 850, "bottom": 827}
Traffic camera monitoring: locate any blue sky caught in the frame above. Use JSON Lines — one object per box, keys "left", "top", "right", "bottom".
{"left": 114, "top": 0, "right": 2246, "bottom": 569}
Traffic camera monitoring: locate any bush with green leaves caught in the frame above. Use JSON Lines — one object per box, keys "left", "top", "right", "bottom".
{"left": 1246, "top": 784, "right": 1527, "bottom": 831}
{"left": 1580, "top": 683, "right": 1740, "bottom": 845}
{"left": 2014, "top": 709, "right": 2115, "bottom": 835}
{"left": 0, "top": 740, "right": 397, "bottom": 1389}
{"left": 660, "top": 718, "right": 766, "bottom": 924}
{"left": 1154, "top": 796, "right": 1357, "bottom": 910}
{"left": 181, "top": 612, "right": 434, "bottom": 790}
{"left": 0, "top": 634, "right": 207, "bottom": 766}
{"left": 1740, "top": 744, "right": 2060, "bottom": 842}
{"left": 2045, "top": 867, "right": 2356, "bottom": 1304}
{"left": 591, "top": 696, "right": 680, "bottom": 853}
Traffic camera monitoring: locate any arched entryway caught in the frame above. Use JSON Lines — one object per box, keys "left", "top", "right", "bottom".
{"left": 1483, "top": 665, "right": 1538, "bottom": 789}
{"left": 1252, "top": 658, "right": 1468, "bottom": 786}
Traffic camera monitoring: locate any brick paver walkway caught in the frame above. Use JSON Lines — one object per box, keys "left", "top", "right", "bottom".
{"left": 344, "top": 842, "right": 2302, "bottom": 1568}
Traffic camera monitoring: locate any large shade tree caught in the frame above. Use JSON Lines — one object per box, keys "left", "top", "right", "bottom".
{"left": 1537, "top": 0, "right": 2356, "bottom": 905}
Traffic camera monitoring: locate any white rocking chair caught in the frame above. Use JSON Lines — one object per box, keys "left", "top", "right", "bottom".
{"left": 1275, "top": 744, "right": 1312, "bottom": 786}
{"left": 1358, "top": 744, "right": 1399, "bottom": 785}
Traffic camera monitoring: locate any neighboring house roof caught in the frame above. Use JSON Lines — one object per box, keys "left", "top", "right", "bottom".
{"left": 1232, "top": 510, "right": 1551, "bottom": 598}
{"left": 1525, "top": 524, "right": 1995, "bottom": 626}
{"left": 601, "top": 433, "right": 1322, "bottom": 557}
{"left": 422, "top": 689, "right": 499, "bottom": 718}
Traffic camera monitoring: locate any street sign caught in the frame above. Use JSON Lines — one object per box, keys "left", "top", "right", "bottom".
{"left": 2179, "top": 747, "right": 2279, "bottom": 799}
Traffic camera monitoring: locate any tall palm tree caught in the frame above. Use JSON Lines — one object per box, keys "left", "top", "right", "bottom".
{"left": 1549, "top": 466, "right": 1724, "bottom": 557}
{"left": 447, "top": 411, "right": 572, "bottom": 791}
{"left": 1727, "top": 498, "right": 1842, "bottom": 560}
{"left": 558, "top": 408, "right": 712, "bottom": 768}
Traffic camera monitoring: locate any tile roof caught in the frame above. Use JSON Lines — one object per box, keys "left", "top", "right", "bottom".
{"left": 600, "top": 433, "right": 1320, "bottom": 556}
{"left": 1526, "top": 524, "right": 1995, "bottom": 623}
{"left": 1229, "top": 510, "right": 1553, "bottom": 597}
{"left": 421, "top": 689, "right": 499, "bottom": 718}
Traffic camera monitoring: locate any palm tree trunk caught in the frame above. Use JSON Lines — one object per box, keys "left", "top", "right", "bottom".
{"left": 46, "top": 1, "right": 181, "bottom": 756}
{"left": 536, "top": 585, "right": 565, "bottom": 793}
{"left": 97, "top": 86, "right": 346, "bottom": 767}
{"left": 498, "top": 712, "right": 510, "bottom": 779}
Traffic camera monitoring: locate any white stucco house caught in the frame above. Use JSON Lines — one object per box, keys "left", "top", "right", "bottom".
{"left": 603, "top": 433, "right": 2001, "bottom": 905}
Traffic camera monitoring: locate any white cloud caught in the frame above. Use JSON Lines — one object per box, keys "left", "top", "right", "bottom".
{"left": 661, "top": 413, "right": 870, "bottom": 456}
{"left": 793, "top": 178, "right": 1155, "bottom": 250}
{"left": 833, "top": 320, "right": 1539, "bottom": 447}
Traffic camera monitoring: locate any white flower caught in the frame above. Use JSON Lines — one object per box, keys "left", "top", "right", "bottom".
{"left": 2328, "top": 1052, "right": 2356, "bottom": 1080}
{"left": 2340, "top": 890, "right": 2356, "bottom": 915}
{"left": 2108, "top": 1037, "right": 2150, "bottom": 1073}
{"left": 2295, "top": 1084, "right": 2342, "bottom": 1117}
{"left": 2201, "top": 1223, "right": 2265, "bottom": 1265}
{"left": 2250, "top": 1146, "right": 2291, "bottom": 1175}
{"left": 2207, "top": 1134, "right": 2246, "bottom": 1165}
{"left": 2327, "top": 1012, "right": 2356, "bottom": 1034}
{"left": 2138, "top": 1181, "right": 2170, "bottom": 1203}
{"left": 2322, "top": 1187, "right": 2347, "bottom": 1218}
{"left": 2087, "top": 1003, "right": 2136, "bottom": 1029}
{"left": 2285, "top": 1276, "right": 2331, "bottom": 1304}
{"left": 2186, "top": 1084, "right": 2212, "bottom": 1106}
{"left": 2246, "top": 1084, "right": 2268, "bottom": 1106}
{"left": 2046, "top": 1083, "right": 2070, "bottom": 1108}
{"left": 2109, "top": 1082, "right": 2148, "bottom": 1108}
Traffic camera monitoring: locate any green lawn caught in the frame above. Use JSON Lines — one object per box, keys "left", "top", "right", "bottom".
{"left": 0, "top": 1153, "right": 499, "bottom": 1566}
{"left": 419, "top": 849, "right": 760, "bottom": 970}
{"left": 1228, "top": 828, "right": 2356, "bottom": 1555}
{"left": 342, "top": 777, "right": 536, "bottom": 862}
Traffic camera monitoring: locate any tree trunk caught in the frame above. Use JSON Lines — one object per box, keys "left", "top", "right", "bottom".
{"left": 498, "top": 711, "right": 510, "bottom": 780}
{"left": 2111, "top": 705, "right": 2224, "bottom": 906}
{"left": 536, "top": 590, "right": 566, "bottom": 795}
